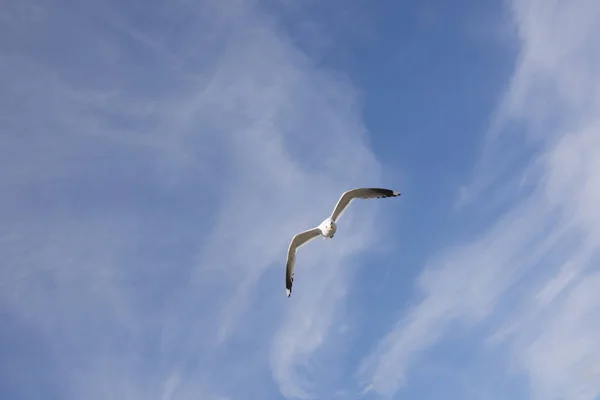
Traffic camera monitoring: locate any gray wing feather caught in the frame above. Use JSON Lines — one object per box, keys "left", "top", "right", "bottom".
{"left": 285, "top": 227, "right": 321, "bottom": 297}
{"left": 330, "top": 188, "right": 401, "bottom": 222}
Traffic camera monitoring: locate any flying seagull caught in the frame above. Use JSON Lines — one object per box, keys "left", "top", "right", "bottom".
{"left": 285, "top": 187, "right": 401, "bottom": 297}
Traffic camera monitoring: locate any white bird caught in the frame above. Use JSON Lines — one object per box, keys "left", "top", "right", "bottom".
{"left": 285, "top": 187, "right": 401, "bottom": 297}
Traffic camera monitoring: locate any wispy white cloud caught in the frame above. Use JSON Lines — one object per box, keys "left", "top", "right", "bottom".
{"left": 0, "top": 1, "right": 394, "bottom": 399}
{"left": 358, "top": 0, "right": 600, "bottom": 398}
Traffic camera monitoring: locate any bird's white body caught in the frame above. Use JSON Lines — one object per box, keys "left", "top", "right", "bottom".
{"left": 318, "top": 217, "right": 337, "bottom": 239}
{"left": 284, "top": 187, "right": 401, "bottom": 297}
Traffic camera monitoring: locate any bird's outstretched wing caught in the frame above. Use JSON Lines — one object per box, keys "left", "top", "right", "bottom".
{"left": 286, "top": 227, "right": 321, "bottom": 297}
{"left": 330, "top": 188, "right": 401, "bottom": 222}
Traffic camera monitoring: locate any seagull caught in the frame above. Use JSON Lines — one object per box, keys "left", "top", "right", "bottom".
{"left": 285, "top": 187, "right": 401, "bottom": 297}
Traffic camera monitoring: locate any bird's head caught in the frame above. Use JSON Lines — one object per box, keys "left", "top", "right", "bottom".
{"left": 327, "top": 220, "right": 337, "bottom": 237}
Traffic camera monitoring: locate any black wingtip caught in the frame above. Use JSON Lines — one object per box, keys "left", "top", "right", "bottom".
{"left": 286, "top": 277, "right": 293, "bottom": 296}
{"left": 371, "top": 188, "right": 401, "bottom": 197}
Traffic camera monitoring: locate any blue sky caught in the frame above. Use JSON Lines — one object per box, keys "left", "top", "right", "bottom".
{"left": 2, "top": 0, "right": 600, "bottom": 399}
